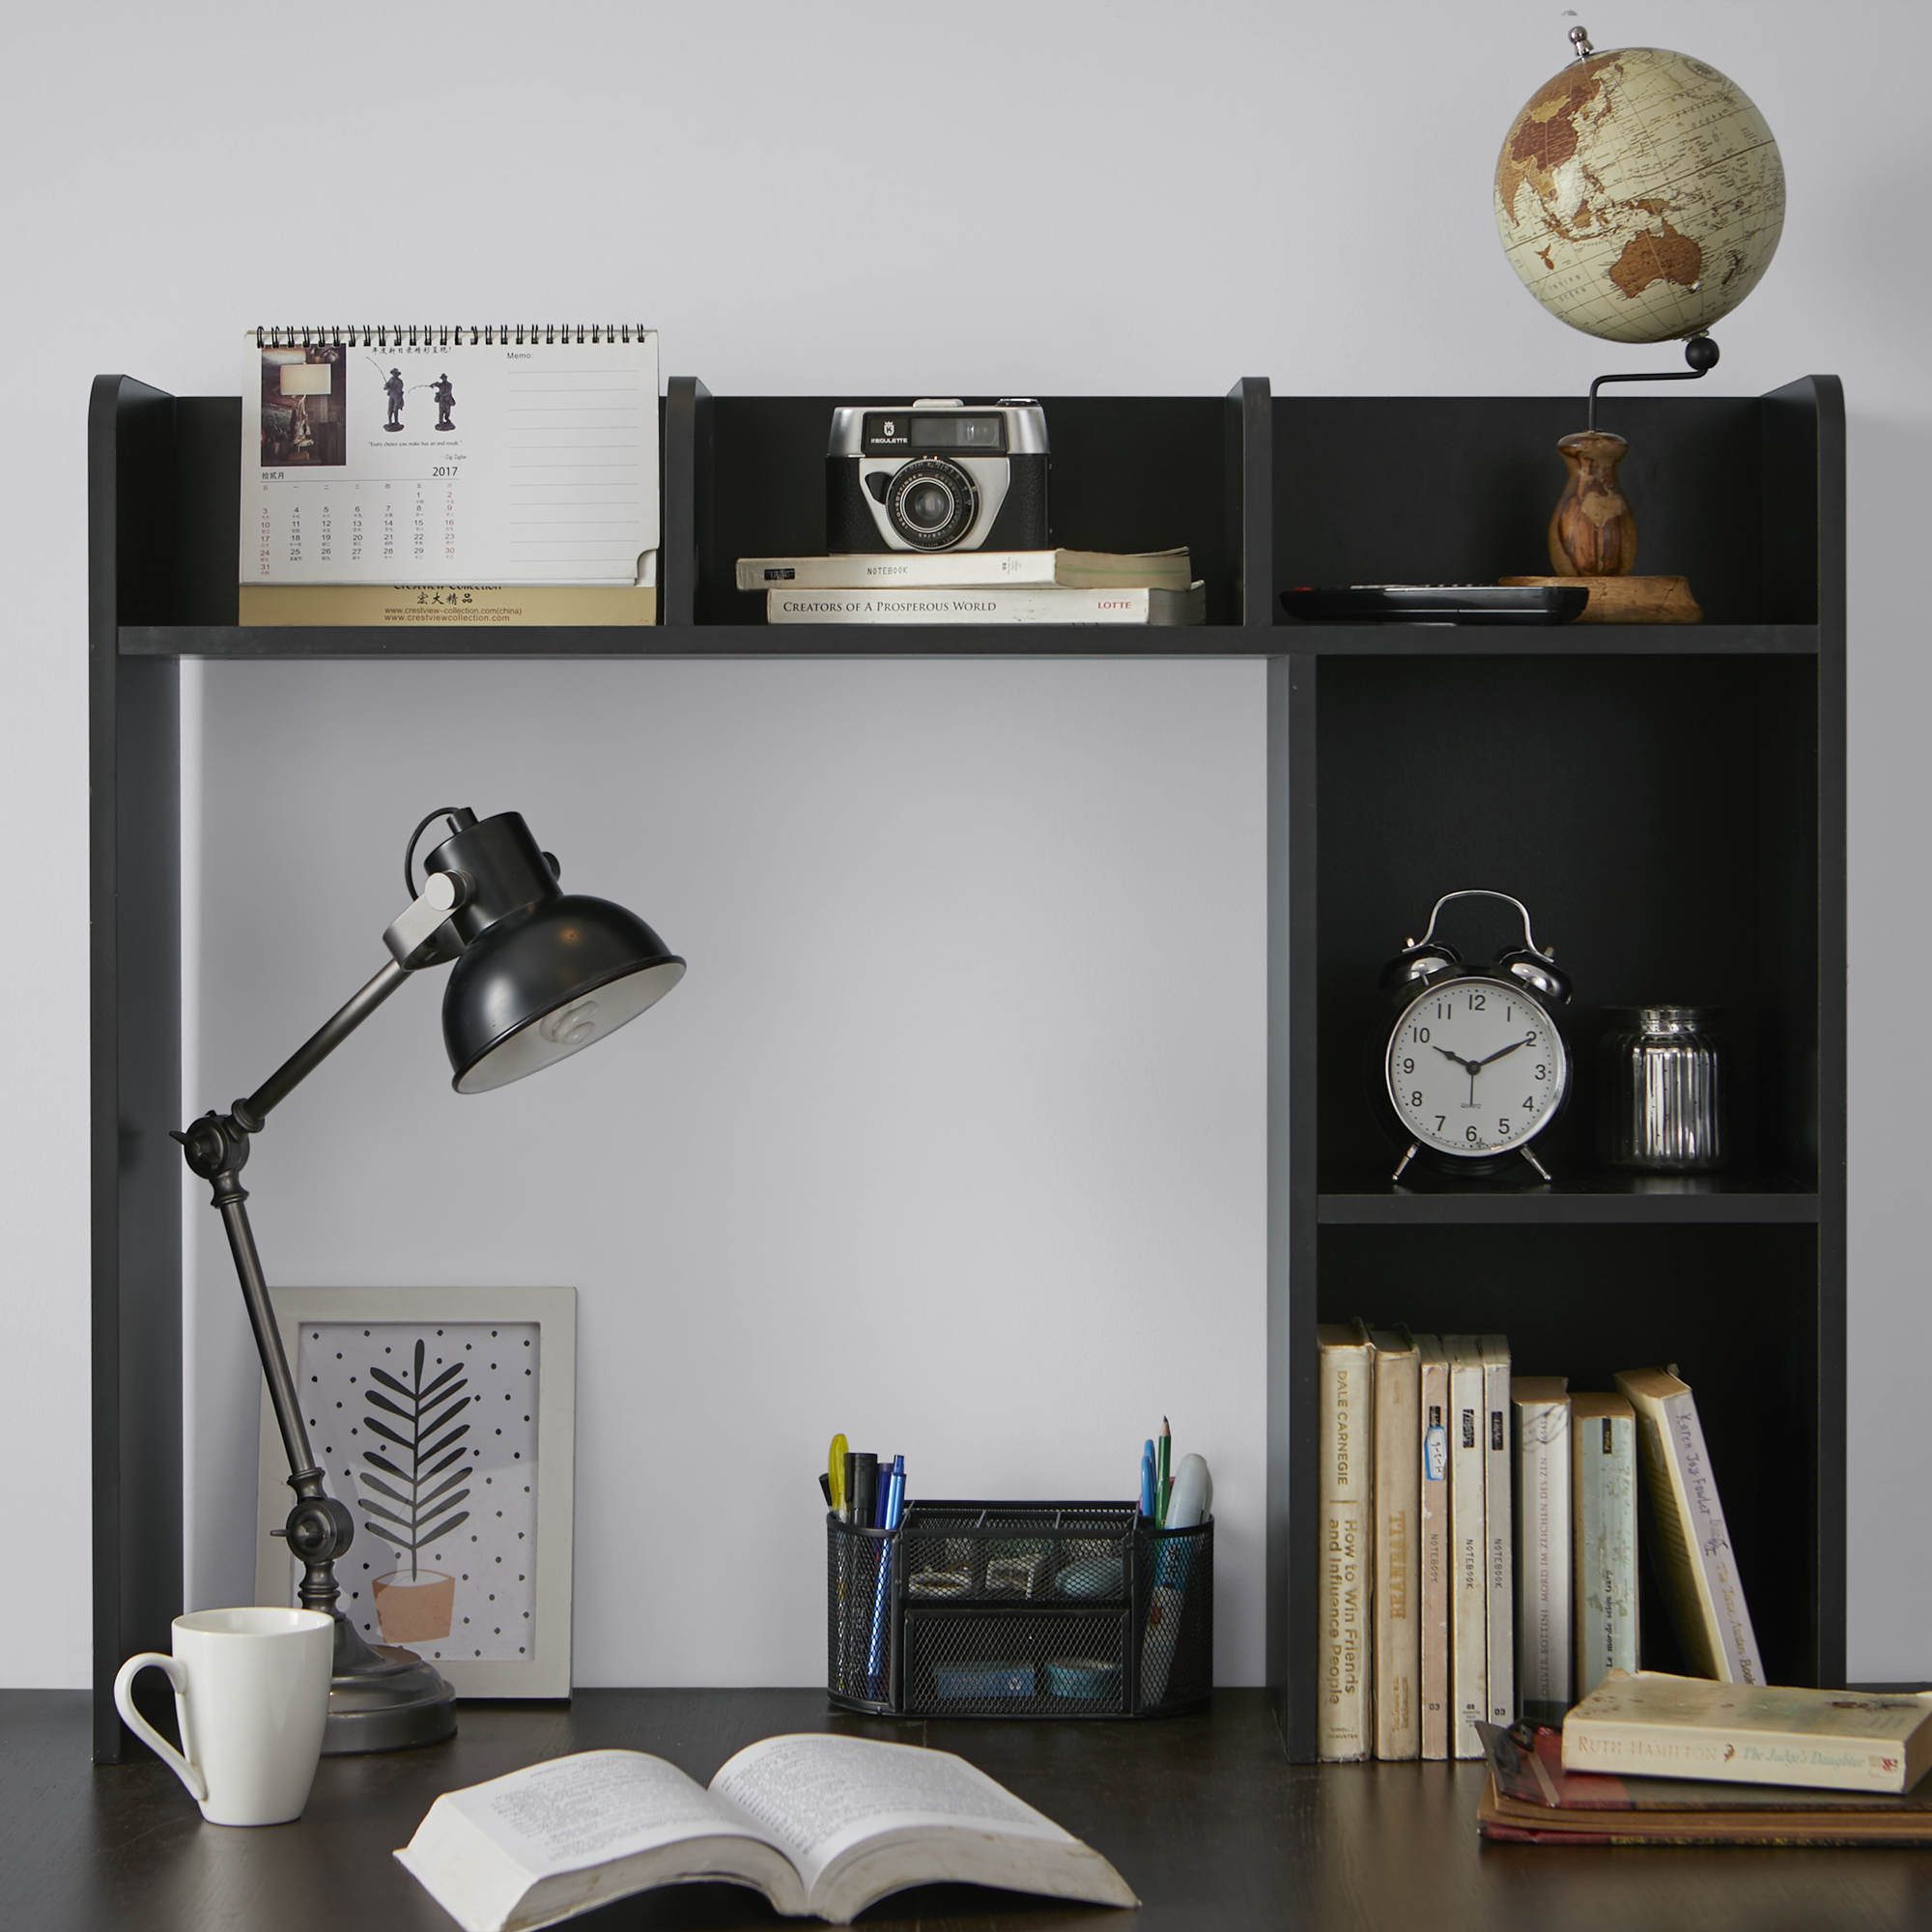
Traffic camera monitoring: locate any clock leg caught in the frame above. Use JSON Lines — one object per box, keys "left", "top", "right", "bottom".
{"left": 1521, "top": 1148, "right": 1552, "bottom": 1183}
{"left": 1391, "top": 1144, "right": 1418, "bottom": 1183}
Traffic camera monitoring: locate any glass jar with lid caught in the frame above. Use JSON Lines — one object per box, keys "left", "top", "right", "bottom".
{"left": 1599, "top": 1007, "right": 1725, "bottom": 1172}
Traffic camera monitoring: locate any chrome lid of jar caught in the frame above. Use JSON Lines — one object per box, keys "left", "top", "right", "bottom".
{"left": 1605, "top": 1005, "right": 1721, "bottom": 1034}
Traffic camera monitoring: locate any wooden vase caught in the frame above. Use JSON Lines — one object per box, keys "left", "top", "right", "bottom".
{"left": 1548, "top": 430, "right": 1636, "bottom": 577}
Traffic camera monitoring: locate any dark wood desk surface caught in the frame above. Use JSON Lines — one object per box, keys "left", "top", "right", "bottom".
{"left": 11, "top": 1688, "right": 1932, "bottom": 1931}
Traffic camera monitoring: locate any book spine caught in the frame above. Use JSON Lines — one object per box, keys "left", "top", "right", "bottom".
{"left": 1483, "top": 1351, "right": 1515, "bottom": 1728}
{"left": 1418, "top": 1352, "right": 1450, "bottom": 1760}
{"left": 1373, "top": 1349, "right": 1421, "bottom": 1759}
{"left": 739, "top": 551, "right": 1065, "bottom": 591}
{"left": 1448, "top": 1347, "right": 1487, "bottom": 1757}
{"left": 1563, "top": 1719, "right": 1910, "bottom": 1794}
{"left": 737, "top": 552, "right": 1194, "bottom": 592}
{"left": 768, "top": 585, "right": 1168, "bottom": 623}
{"left": 1318, "top": 1337, "right": 1375, "bottom": 1761}
{"left": 1513, "top": 1397, "right": 1572, "bottom": 1723}
{"left": 1573, "top": 1411, "right": 1638, "bottom": 1699}
{"left": 1662, "top": 1390, "right": 1764, "bottom": 1685}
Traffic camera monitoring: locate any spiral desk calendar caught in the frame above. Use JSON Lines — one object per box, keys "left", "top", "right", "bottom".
{"left": 242, "top": 325, "right": 659, "bottom": 625}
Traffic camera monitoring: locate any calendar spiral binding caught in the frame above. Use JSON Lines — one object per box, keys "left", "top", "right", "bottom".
{"left": 254, "top": 324, "right": 647, "bottom": 349}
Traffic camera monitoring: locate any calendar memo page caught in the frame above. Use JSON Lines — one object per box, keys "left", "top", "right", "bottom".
{"left": 242, "top": 328, "right": 658, "bottom": 585}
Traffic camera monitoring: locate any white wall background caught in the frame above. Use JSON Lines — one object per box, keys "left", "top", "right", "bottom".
{"left": 3, "top": 0, "right": 1927, "bottom": 1688}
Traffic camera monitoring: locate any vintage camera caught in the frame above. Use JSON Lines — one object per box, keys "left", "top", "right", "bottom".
{"left": 827, "top": 399, "right": 1049, "bottom": 553}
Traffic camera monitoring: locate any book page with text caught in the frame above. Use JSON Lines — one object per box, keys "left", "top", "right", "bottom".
{"left": 709, "top": 1735, "right": 1068, "bottom": 1902}
{"left": 454, "top": 1749, "right": 763, "bottom": 1875}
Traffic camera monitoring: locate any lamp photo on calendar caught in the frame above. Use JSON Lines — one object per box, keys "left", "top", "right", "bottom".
{"left": 258, "top": 343, "right": 346, "bottom": 467}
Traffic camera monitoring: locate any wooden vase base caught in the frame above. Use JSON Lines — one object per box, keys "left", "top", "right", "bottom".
{"left": 1498, "top": 575, "right": 1701, "bottom": 624}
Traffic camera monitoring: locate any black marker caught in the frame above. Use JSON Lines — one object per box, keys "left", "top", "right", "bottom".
{"left": 850, "top": 1453, "right": 879, "bottom": 1531}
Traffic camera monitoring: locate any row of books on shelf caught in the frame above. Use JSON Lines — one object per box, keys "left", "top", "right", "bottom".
{"left": 1317, "top": 1323, "right": 1760, "bottom": 1764}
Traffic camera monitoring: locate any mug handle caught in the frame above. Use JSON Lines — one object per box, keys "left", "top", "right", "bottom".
{"left": 113, "top": 1653, "right": 207, "bottom": 1803}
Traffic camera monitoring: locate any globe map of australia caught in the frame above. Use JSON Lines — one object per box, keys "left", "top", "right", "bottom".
{"left": 1493, "top": 46, "right": 1784, "bottom": 345}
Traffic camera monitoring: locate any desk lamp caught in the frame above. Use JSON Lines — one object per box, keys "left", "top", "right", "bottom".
{"left": 174, "top": 807, "right": 684, "bottom": 1750}
{"left": 277, "top": 359, "right": 331, "bottom": 452}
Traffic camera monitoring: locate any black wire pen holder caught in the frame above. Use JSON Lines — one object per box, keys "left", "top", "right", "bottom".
{"left": 827, "top": 1500, "right": 1212, "bottom": 1719}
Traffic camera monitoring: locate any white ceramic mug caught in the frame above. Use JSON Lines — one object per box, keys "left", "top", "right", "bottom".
{"left": 114, "top": 1606, "right": 334, "bottom": 1826}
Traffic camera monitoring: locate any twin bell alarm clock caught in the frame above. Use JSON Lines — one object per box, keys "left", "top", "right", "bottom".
{"left": 1375, "top": 890, "right": 1572, "bottom": 1183}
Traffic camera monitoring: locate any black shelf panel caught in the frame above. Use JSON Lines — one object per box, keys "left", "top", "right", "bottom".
{"left": 122, "top": 621, "right": 1821, "bottom": 661}
{"left": 120, "top": 622, "right": 1283, "bottom": 660}
{"left": 1271, "top": 621, "right": 1819, "bottom": 657}
{"left": 1318, "top": 1172, "right": 1820, "bottom": 1225}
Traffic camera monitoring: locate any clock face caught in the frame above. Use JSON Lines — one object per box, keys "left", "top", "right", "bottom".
{"left": 1386, "top": 977, "right": 1566, "bottom": 1157}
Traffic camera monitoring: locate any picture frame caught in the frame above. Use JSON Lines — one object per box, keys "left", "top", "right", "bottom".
{"left": 255, "top": 1286, "right": 575, "bottom": 1699}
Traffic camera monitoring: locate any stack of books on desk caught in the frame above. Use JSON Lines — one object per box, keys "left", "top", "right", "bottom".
{"left": 1317, "top": 1326, "right": 1761, "bottom": 1767}
{"left": 1478, "top": 1676, "right": 1932, "bottom": 1840}
{"left": 738, "top": 548, "right": 1206, "bottom": 625}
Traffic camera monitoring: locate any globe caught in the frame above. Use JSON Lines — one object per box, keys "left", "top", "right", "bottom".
{"left": 1493, "top": 45, "right": 1784, "bottom": 346}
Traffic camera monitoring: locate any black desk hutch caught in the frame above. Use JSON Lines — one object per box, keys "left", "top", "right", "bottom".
{"left": 90, "top": 371, "right": 1844, "bottom": 1779}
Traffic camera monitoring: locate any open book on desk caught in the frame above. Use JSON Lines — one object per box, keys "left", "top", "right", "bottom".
{"left": 396, "top": 1734, "right": 1139, "bottom": 1930}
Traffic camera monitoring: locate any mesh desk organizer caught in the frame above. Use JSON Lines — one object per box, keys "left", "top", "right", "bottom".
{"left": 828, "top": 1501, "right": 1212, "bottom": 1718}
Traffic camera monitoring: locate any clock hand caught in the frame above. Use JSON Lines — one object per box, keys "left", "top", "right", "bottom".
{"left": 1475, "top": 1038, "right": 1528, "bottom": 1068}
{"left": 1433, "top": 1044, "right": 1478, "bottom": 1073}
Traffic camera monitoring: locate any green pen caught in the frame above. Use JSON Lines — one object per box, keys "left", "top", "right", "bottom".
{"left": 1154, "top": 1417, "right": 1171, "bottom": 1529}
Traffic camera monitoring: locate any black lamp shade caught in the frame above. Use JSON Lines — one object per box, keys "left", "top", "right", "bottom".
{"left": 444, "top": 895, "right": 685, "bottom": 1093}
{"left": 425, "top": 810, "right": 685, "bottom": 1094}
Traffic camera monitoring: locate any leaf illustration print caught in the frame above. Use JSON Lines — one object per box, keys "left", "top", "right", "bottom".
{"left": 358, "top": 1337, "right": 474, "bottom": 1643}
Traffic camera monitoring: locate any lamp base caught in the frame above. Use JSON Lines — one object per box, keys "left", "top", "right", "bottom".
{"left": 321, "top": 1613, "right": 457, "bottom": 1754}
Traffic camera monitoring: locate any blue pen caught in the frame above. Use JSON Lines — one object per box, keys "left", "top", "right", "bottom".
{"left": 866, "top": 1455, "right": 905, "bottom": 1699}
{"left": 1140, "top": 1439, "right": 1156, "bottom": 1519}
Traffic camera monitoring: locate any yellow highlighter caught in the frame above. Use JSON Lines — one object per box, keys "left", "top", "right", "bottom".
{"left": 828, "top": 1434, "right": 848, "bottom": 1520}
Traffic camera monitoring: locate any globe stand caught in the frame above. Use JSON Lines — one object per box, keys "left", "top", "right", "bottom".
{"left": 1498, "top": 334, "right": 1718, "bottom": 618}
{"left": 1585, "top": 331, "right": 1719, "bottom": 436}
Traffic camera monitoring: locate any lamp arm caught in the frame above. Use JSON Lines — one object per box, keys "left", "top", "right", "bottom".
{"left": 237, "top": 957, "right": 412, "bottom": 1128}
{"left": 236, "top": 868, "right": 470, "bottom": 1126}
{"left": 174, "top": 870, "right": 477, "bottom": 1647}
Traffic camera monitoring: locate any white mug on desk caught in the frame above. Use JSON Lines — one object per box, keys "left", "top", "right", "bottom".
{"left": 113, "top": 1607, "right": 334, "bottom": 1826}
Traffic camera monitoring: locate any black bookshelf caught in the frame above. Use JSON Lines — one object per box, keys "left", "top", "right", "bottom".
{"left": 90, "top": 370, "right": 1843, "bottom": 1768}
{"left": 1266, "top": 379, "right": 1846, "bottom": 1761}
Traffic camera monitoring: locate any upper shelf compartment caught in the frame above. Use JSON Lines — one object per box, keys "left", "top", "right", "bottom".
{"left": 1273, "top": 379, "right": 1836, "bottom": 637}
{"left": 664, "top": 379, "right": 1274, "bottom": 630}
{"left": 107, "top": 375, "right": 1838, "bottom": 659}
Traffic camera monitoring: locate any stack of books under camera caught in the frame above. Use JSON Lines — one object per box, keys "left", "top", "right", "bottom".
{"left": 738, "top": 548, "right": 1207, "bottom": 626}
{"left": 1320, "top": 1322, "right": 1932, "bottom": 1836}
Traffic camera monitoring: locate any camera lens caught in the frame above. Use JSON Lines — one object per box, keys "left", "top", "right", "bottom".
{"left": 887, "top": 458, "right": 979, "bottom": 550}
{"left": 904, "top": 481, "right": 952, "bottom": 528}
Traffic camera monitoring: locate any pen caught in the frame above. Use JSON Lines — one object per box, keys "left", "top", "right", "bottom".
{"left": 1154, "top": 1417, "right": 1171, "bottom": 1529}
{"left": 1140, "top": 1439, "right": 1156, "bottom": 1519}
{"left": 818, "top": 1471, "right": 834, "bottom": 1508}
{"left": 828, "top": 1433, "right": 848, "bottom": 1520}
{"left": 867, "top": 1454, "right": 905, "bottom": 1699}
